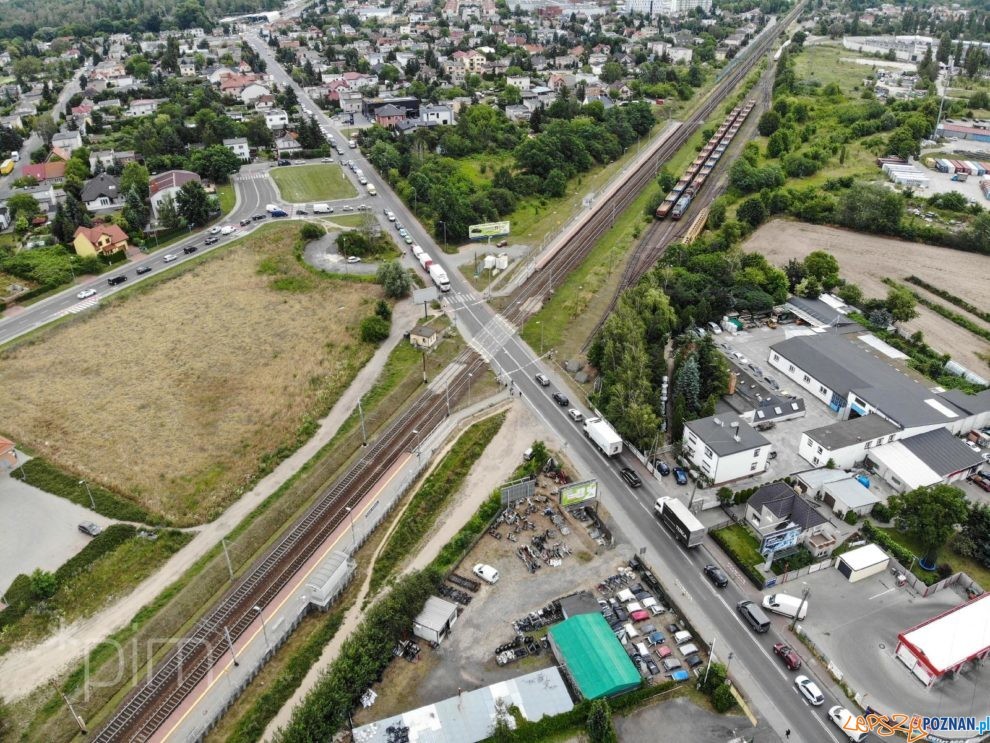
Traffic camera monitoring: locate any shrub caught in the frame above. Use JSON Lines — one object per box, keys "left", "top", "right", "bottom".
{"left": 374, "top": 299, "right": 392, "bottom": 321}
{"left": 29, "top": 569, "right": 57, "bottom": 600}
{"left": 359, "top": 314, "right": 390, "bottom": 343}
{"left": 712, "top": 683, "right": 736, "bottom": 712}
{"left": 844, "top": 510, "right": 858, "bottom": 525}
{"left": 585, "top": 700, "right": 617, "bottom": 743}
{"left": 871, "top": 502, "right": 892, "bottom": 522}
{"left": 299, "top": 223, "right": 325, "bottom": 241}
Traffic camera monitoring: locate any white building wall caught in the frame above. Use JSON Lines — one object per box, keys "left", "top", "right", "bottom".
{"left": 768, "top": 349, "right": 837, "bottom": 411}
{"left": 711, "top": 448, "right": 769, "bottom": 485}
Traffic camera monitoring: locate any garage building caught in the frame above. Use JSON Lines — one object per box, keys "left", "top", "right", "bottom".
{"left": 896, "top": 593, "right": 990, "bottom": 686}
{"left": 837, "top": 543, "right": 890, "bottom": 583}
{"left": 412, "top": 596, "right": 459, "bottom": 645}
{"left": 548, "top": 613, "right": 640, "bottom": 699}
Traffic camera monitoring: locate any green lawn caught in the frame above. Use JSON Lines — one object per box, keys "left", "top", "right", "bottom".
{"left": 323, "top": 213, "right": 368, "bottom": 229}
{"left": 877, "top": 525, "right": 990, "bottom": 589}
{"left": 715, "top": 523, "right": 765, "bottom": 565}
{"left": 791, "top": 43, "right": 872, "bottom": 95}
{"left": 270, "top": 164, "right": 358, "bottom": 203}
{"left": 217, "top": 183, "right": 235, "bottom": 215}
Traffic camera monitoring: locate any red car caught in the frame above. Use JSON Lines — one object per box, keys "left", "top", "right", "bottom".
{"left": 773, "top": 642, "right": 802, "bottom": 671}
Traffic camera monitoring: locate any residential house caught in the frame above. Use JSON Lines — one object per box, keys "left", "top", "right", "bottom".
{"left": 506, "top": 75, "right": 531, "bottom": 91}
{"left": 682, "top": 413, "right": 770, "bottom": 486}
{"left": 51, "top": 130, "right": 83, "bottom": 155}
{"left": 126, "top": 98, "right": 165, "bottom": 117}
{"left": 1, "top": 183, "right": 60, "bottom": 215}
{"left": 72, "top": 223, "right": 129, "bottom": 257}
{"left": 80, "top": 173, "right": 123, "bottom": 211}
{"left": 421, "top": 104, "right": 454, "bottom": 125}
{"left": 178, "top": 57, "right": 197, "bottom": 76}
{"left": 744, "top": 482, "right": 836, "bottom": 559}
{"left": 374, "top": 104, "right": 407, "bottom": 129}
{"left": 254, "top": 94, "right": 276, "bottom": 111}
{"left": 89, "top": 149, "right": 137, "bottom": 172}
{"left": 149, "top": 170, "right": 201, "bottom": 222}
{"left": 223, "top": 137, "right": 251, "bottom": 161}
{"left": 239, "top": 83, "right": 271, "bottom": 105}
{"left": 275, "top": 135, "right": 301, "bottom": 157}
{"left": 339, "top": 90, "right": 364, "bottom": 114}
{"left": 264, "top": 109, "right": 290, "bottom": 131}
{"left": 22, "top": 159, "right": 67, "bottom": 184}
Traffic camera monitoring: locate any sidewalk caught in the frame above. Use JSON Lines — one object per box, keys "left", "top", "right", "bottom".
{"left": 0, "top": 297, "right": 422, "bottom": 701}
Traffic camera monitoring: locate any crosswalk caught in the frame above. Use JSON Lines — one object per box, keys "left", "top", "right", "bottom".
{"left": 234, "top": 171, "right": 271, "bottom": 181}
{"left": 58, "top": 297, "right": 99, "bottom": 317}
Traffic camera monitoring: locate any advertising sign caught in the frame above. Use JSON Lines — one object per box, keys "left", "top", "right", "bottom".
{"left": 559, "top": 479, "right": 598, "bottom": 507}
{"left": 760, "top": 525, "right": 800, "bottom": 556}
{"left": 468, "top": 221, "right": 510, "bottom": 239}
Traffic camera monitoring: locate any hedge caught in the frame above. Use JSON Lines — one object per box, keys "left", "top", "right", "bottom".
{"left": 883, "top": 278, "right": 990, "bottom": 343}
{"left": 861, "top": 522, "right": 938, "bottom": 585}
{"left": 904, "top": 276, "right": 990, "bottom": 324}
{"left": 227, "top": 610, "right": 345, "bottom": 743}
{"left": 13, "top": 457, "right": 165, "bottom": 525}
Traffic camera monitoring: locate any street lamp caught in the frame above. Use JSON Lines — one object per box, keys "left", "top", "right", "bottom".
{"left": 536, "top": 320, "right": 543, "bottom": 355}
{"left": 437, "top": 220, "right": 447, "bottom": 251}
{"left": 79, "top": 480, "right": 95, "bottom": 510}
{"left": 791, "top": 583, "right": 810, "bottom": 632}
{"left": 467, "top": 372, "right": 473, "bottom": 407}
{"left": 253, "top": 605, "right": 271, "bottom": 649}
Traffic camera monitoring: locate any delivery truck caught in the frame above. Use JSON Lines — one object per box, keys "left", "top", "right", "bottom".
{"left": 312, "top": 203, "right": 332, "bottom": 213}
{"left": 429, "top": 264, "right": 450, "bottom": 292}
{"left": 0, "top": 159, "right": 14, "bottom": 175}
{"left": 582, "top": 417, "right": 622, "bottom": 456}
{"left": 366, "top": 183, "right": 377, "bottom": 196}
{"left": 418, "top": 252, "right": 433, "bottom": 271}
{"left": 761, "top": 593, "right": 808, "bottom": 620}
{"left": 654, "top": 497, "right": 706, "bottom": 548}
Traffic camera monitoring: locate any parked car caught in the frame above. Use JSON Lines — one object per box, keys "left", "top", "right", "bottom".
{"left": 346, "top": 256, "right": 361, "bottom": 263}
{"left": 277, "top": 159, "right": 290, "bottom": 166}
{"left": 78, "top": 521, "right": 101, "bottom": 537}
{"left": 828, "top": 706, "right": 868, "bottom": 742}
{"left": 473, "top": 563, "right": 499, "bottom": 584}
{"left": 552, "top": 392, "right": 569, "bottom": 406}
{"left": 651, "top": 458, "right": 670, "bottom": 476}
{"left": 567, "top": 409, "right": 584, "bottom": 422}
{"left": 773, "top": 642, "right": 802, "bottom": 671}
{"left": 163, "top": 253, "right": 178, "bottom": 263}
{"left": 794, "top": 675, "right": 824, "bottom": 706}
{"left": 535, "top": 373, "right": 550, "bottom": 387}
{"left": 673, "top": 467, "right": 688, "bottom": 485}
{"left": 76, "top": 288, "right": 97, "bottom": 299}
{"left": 136, "top": 266, "right": 152, "bottom": 275}
{"left": 620, "top": 467, "right": 642, "bottom": 488}
{"left": 969, "top": 474, "right": 990, "bottom": 493}
{"left": 252, "top": 213, "right": 266, "bottom": 221}
{"left": 703, "top": 564, "right": 728, "bottom": 588}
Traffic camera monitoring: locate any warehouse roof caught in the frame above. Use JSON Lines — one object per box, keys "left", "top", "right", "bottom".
{"left": 865, "top": 443, "right": 941, "bottom": 491}
{"left": 899, "top": 428, "right": 983, "bottom": 476}
{"left": 898, "top": 593, "right": 990, "bottom": 674}
{"left": 805, "top": 414, "right": 899, "bottom": 451}
{"left": 822, "top": 477, "right": 878, "bottom": 510}
{"left": 549, "top": 613, "right": 640, "bottom": 699}
{"left": 939, "top": 388, "right": 990, "bottom": 416}
{"left": 784, "top": 295, "right": 860, "bottom": 330}
{"left": 684, "top": 414, "right": 769, "bottom": 457}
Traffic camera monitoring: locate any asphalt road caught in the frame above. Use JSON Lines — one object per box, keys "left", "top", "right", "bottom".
{"left": 245, "top": 34, "right": 860, "bottom": 743}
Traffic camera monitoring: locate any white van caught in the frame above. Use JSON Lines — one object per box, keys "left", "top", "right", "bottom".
{"left": 762, "top": 593, "right": 808, "bottom": 620}
{"left": 673, "top": 630, "right": 693, "bottom": 645}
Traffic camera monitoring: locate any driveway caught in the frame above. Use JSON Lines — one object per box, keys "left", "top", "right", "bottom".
{"left": 0, "top": 471, "right": 113, "bottom": 593}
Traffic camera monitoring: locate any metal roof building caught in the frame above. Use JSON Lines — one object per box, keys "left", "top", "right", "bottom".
{"left": 548, "top": 613, "right": 640, "bottom": 700}
{"left": 352, "top": 668, "right": 574, "bottom": 742}
{"left": 896, "top": 594, "right": 990, "bottom": 686}
{"left": 865, "top": 428, "right": 983, "bottom": 492}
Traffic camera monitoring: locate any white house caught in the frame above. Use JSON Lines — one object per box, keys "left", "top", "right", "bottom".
{"left": 506, "top": 75, "right": 531, "bottom": 91}
{"left": 264, "top": 108, "right": 289, "bottom": 130}
{"left": 239, "top": 83, "right": 271, "bottom": 105}
{"left": 126, "top": 98, "right": 164, "bottom": 117}
{"left": 223, "top": 137, "right": 250, "bottom": 161}
{"left": 51, "top": 130, "right": 83, "bottom": 155}
{"left": 421, "top": 104, "right": 454, "bottom": 125}
{"left": 79, "top": 173, "right": 122, "bottom": 211}
{"left": 682, "top": 414, "right": 770, "bottom": 486}
{"left": 799, "top": 414, "right": 901, "bottom": 469}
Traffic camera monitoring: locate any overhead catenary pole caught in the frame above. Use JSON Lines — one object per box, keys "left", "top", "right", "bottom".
{"left": 224, "top": 625, "right": 240, "bottom": 667}
{"left": 357, "top": 398, "right": 367, "bottom": 446}
{"left": 222, "top": 537, "right": 234, "bottom": 581}
{"left": 51, "top": 681, "right": 87, "bottom": 734}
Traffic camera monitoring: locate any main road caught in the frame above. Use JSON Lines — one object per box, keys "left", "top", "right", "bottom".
{"left": 245, "top": 31, "right": 853, "bottom": 743}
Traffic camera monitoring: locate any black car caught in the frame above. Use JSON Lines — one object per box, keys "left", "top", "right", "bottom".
{"left": 107, "top": 275, "right": 127, "bottom": 286}
{"left": 684, "top": 652, "right": 704, "bottom": 668}
{"left": 552, "top": 392, "right": 569, "bottom": 406}
{"left": 277, "top": 159, "right": 290, "bottom": 166}
{"left": 651, "top": 458, "right": 670, "bottom": 476}
{"left": 703, "top": 564, "right": 729, "bottom": 588}
{"left": 136, "top": 266, "right": 152, "bottom": 275}
{"left": 240, "top": 218, "right": 251, "bottom": 226}
{"left": 296, "top": 209, "right": 308, "bottom": 215}
{"left": 620, "top": 467, "right": 642, "bottom": 488}
{"left": 252, "top": 213, "right": 266, "bottom": 221}
{"left": 184, "top": 245, "right": 200, "bottom": 254}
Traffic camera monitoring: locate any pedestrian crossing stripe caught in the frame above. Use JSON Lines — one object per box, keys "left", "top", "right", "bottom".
{"left": 59, "top": 297, "right": 99, "bottom": 317}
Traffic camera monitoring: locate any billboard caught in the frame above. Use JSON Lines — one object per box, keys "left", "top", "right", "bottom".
{"left": 760, "top": 525, "right": 800, "bottom": 556}
{"left": 468, "top": 221, "right": 510, "bottom": 239}
{"left": 559, "top": 479, "right": 598, "bottom": 507}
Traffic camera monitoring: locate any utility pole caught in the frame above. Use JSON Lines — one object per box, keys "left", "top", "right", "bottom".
{"left": 222, "top": 538, "right": 234, "bottom": 581}
{"left": 791, "top": 584, "right": 810, "bottom": 632}
{"left": 79, "top": 479, "right": 95, "bottom": 510}
{"left": 357, "top": 398, "right": 367, "bottom": 446}
{"left": 254, "top": 605, "right": 271, "bottom": 650}
{"left": 51, "top": 681, "right": 87, "bottom": 734}
{"left": 224, "top": 625, "right": 240, "bottom": 667}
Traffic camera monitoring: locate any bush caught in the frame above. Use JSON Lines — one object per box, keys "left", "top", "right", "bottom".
{"left": 29, "top": 569, "right": 57, "bottom": 600}
{"left": 712, "top": 683, "right": 736, "bottom": 712}
{"left": 844, "top": 510, "right": 858, "bottom": 525}
{"left": 299, "top": 223, "right": 325, "bottom": 241}
{"left": 733, "top": 486, "right": 758, "bottom": 505}
{"left": 374, "top": 299, "right": 392, "bottom": 321}
{"left": 586, "top": 700, "right": 617, "bottom": 743}
{"left": 359, "top": 314, "right": 390, "bottom": 343}
{"left": 871, "top": 502, "right": 892, "bottom": 522}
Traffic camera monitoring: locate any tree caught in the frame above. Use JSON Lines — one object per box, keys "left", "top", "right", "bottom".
{"left": 737, "top": 197, "right": 767, "bottom": 228}
{"left": 30, "top": 568, "right": 57, "bottom": 600}
{"left": 377, "top": 260, "right": 411, "bottom": 298}
{"left": 300, "top": 222, "right": 325, "bottom": 241}
{"left": 836, "top": 283, "right": 863, "bottom": 307}
{"left": 600, "top": 60, "right": 624, "bottom": 84}
{"left": 757, "top": 110, "right": 781, "bottom": 137}
{"left": 33, "top": 113, "right": 57, "bottom": 145}
{"left": 956, "top": 503, "right": 990, "bottom": 569}
{"left": 176, "top": 181, "right": 211, "bottom": 227}
{"left": 802, "top": 250, "right": 840, "bottom": 290}
{"left": 543, "top": 168, "right": 567, "bottom": 197}
{"left": 6, "top": 193, "right": 40, "bottom": 222}
{"left": 191, "top": 145, "right": 242, "bottom": 183}
{"left": 360, "top": 315, "right": 390, "bottom": 343}
{"left": 586, "top": 699, "right": 617, "bottom": 743}
{"left": 123, "top": 185, "right": 150, "bottom": 232}
{"left": 120, "top": 162, "right": 150, "bottom": 199}
{"left": 157, "top": 194, "right": 183, "bottom": 231}
{"left": 712, "top": 683, "right": 736, "bottom": 712}
{"left": 889, "top": 484, "right": 969, "bottom": 566}
{"left": 885, "top": 285, "right": 918, "bottom": 323}
{"left": 0, "top": 125, "right": 23, "bottom": 154}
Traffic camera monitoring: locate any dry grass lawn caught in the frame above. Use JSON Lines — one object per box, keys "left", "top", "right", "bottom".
{"left": 742, "top": 220, "right": 990, "bottom": 374}
{"left": 0, "top": 223, "right": 380, "bottom": 525}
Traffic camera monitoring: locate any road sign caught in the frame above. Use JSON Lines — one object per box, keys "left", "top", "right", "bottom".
{"left": 559, "top": 479, "right": 598, "bottom": 507}
{"left": 468, "top": 221, "right": 510, "bottom": 239}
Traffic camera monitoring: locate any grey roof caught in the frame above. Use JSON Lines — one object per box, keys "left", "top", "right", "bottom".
{"left": 223, "top": 137, "right": 248, "bottom": 145}
{"left": 770, "top": 332, "right": 966, "bottom": 429}
{"left": 353, "top": 667, "right": 573, "bottom": 743}
{"left": 899, "top": 428, "right": 984, "bottom": 476}
{"left": 684, "top": 414, "right": 769, "bottom": 457}
{"left": 411, "top": 324, "right": 437, "bottom": 338}
{"left": 414, "top": 596, "right": 458, "bottom": 632}
{"left": 748, "top": 482, "right": 828, "bottom": 532}
{"left": 804, "top": 414, "right": 899, "bottom": 451}
{"left": 375, "top": 103, "right": 405, "bottom": 116}
{"left": 559, "top": 590, "right": 600, "bottom": 619}
{"left": 79, "top": 173, "right": 120, "bottom": 202}
{"left": 939, "top": 388, "right": 990, "bottom": 416}
{"left": 751, "top": 394, "right": 806, "bottom": 422}
{"left": 822, "top": 477, "right": 879, "bottom": 509}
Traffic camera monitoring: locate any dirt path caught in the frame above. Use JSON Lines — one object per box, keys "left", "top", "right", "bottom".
{"left": 261, "top": 401, "right": 559, "bottom": 740}
{"left": 743, "top": 220, "right": 990, "bottom": 374}
{"left": 0, "top": 298, "right": 423, "bottom": 701}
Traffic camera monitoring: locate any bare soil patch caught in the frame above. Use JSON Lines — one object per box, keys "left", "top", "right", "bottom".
{"left": 743, "top": 220, "right": 990, "bottom": 374}
{"left": 0, "top": 224, "right": 381, "bottom": 524}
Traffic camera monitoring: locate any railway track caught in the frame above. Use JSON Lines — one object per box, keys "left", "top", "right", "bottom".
{"left": 92, "top": 351, "right": 486, "bottom": 741}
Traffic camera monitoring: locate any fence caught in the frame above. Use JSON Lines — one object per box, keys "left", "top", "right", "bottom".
{"left": 884, "top": 557, "right": 984, "bottom": 599}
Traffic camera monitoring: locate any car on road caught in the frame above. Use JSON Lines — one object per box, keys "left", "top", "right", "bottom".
{"left": 78, "top": 521, "right": 102, "bottom": 537}
{"left": 673, "top": 467, "right": 688, "bottom": 485}
{"left": 342, "top": 205, "right": 354, "bottom": 211}
{"left": 209, "top": 226, "right": 221, "bottom": 234}
{"left": 76, "top": 288, "right": 97, "bottom": 299}
{"left": 773, "top": 642, "right": 802, "bottom": 671}
{"left": 535, "top": 373, "right": 550, "bottom": 387}
{"left": 552, "top": 392, "right": 569, "bottom": 406}
{"left": 322, "top": 157, "right": 333, "bottom": 163}
{"left": 277, "top": 159, "right": 290, "bottom": 166}
{"left": 620, "top": 467, "right": 642, "bottom": 488}
{"left": 828, "top": 706, "right": 867, "bottom": 742}
{"left": 403, "top": 235, "right": 413, "bottom": 244}
{"left": 136, "top": 266, "right": 152, "bottom": 275}
{"left": 252, "top": 213, "right": 266, "bottom": 221}
{"left": 296, "top": 209, "right": 308, "bottom": 215}
{"left": 163, "top": 253, "right": 178, "bottom": 262}
{"left": 473, "top": 563, "right": 499, "bottom": 584}
{"left": 703, "top": 564, "right": 729, "bottom": 588}
{"left": 794, "top": 675, "right": 824, "bottom": 706}
{"left": 107, "top": 275, "right": 127, "bottom": 286}
{"left": 185, "top": 245, "right": 200, "bottom": 253}
{"left": 203, "top": 237, "right": 217, "bottom": 245}
{"left": 240, "top": 218, "right": 251, "bottom": 226}
{"left": 567, "top": 408, "right": 584, "bottom": 422}
{"left": 346, "top": 256, "right": 361, "bottom": 263}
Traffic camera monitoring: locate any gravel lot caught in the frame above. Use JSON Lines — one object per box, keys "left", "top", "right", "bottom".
{"left": 742, "top": 220, "right": 990, "bottom": 375}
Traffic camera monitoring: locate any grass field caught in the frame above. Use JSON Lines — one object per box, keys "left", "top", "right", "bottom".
{"left": 877, "top": 526, "right": 990, "bottom": 589}
{"left": 217, "top": 183, "right": 235, "bottom": 215}
{"left": 791, "top": 43, "right": 872, "bottom": 95}
{"left": 270, "top": 164, "right": 357, "bottom": 203}
{"left": 0, "top": 223, "right": 382, "bottom": 524}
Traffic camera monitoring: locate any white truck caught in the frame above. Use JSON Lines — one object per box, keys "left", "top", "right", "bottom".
{"left": 366, "top": 184, "right": 377, "bottom": 196}
{"left": 762, "top": 593, "right": 808, "bottom": 620}
{"left": 583, "top": 417, "right": 622, "bottom": 457}
{"left": 312, "top": 203, "right": 332, "bottom": 213}
{"left": 429, "top": 264, "right": 450, "bottom": 292}
{"left": 418, "top": 252, "right": 433, "bottom": 271}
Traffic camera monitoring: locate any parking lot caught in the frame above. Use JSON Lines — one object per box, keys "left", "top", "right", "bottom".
{"left": 788, "top": 565, "right": 990, "bottom": 721}
{"left": 0, "top": 472, "right": 113, "bottom": 593}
